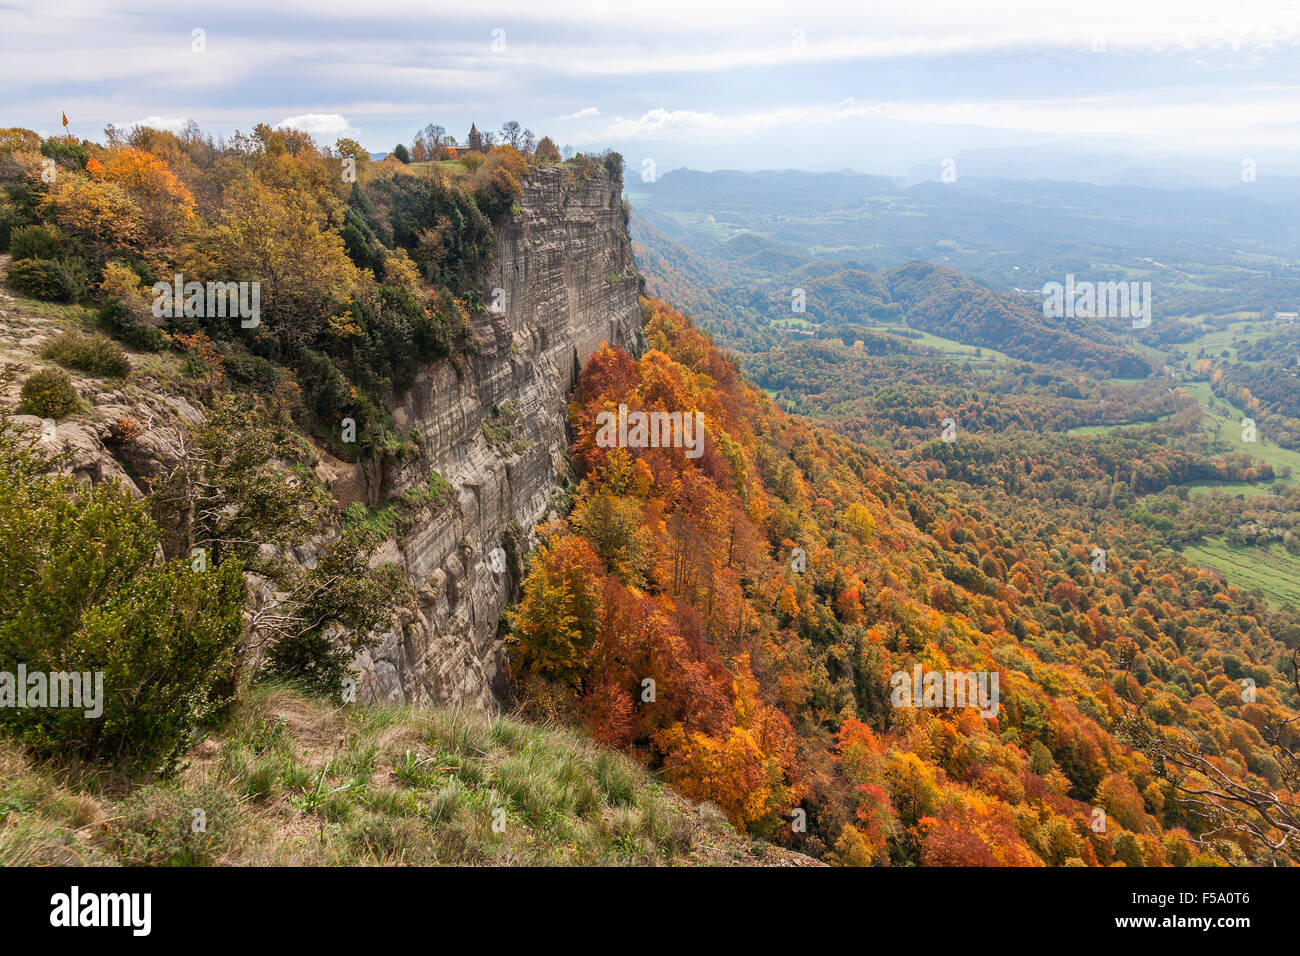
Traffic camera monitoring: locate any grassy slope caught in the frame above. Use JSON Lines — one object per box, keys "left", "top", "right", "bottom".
{"left": 1181, "top": 538, "right": 1300, "bottom": 610}
{"left": 0, "top": 685, "right": 818, "bottom": 867}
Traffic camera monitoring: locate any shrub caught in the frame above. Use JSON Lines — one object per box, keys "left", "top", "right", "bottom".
{"left": 0, "top": 127, "right": 41, "bottom": 153}
{"left": 39, "top": 137, "right": 90, "bottom": 171}
{"left": 97, "top": 260, "right": 148, "bottom": 305}
{"left": 8, "top": 223, "right": 63, "bottom": 260}
{"left": 0, "top": 438, "right": 245, "bottom": 773}
{"left": 4, "top": 255, "right": 89, "bottom": 302}
{"left": 601, "top": 150, "right": 624, "bottom": 181}
{"left": 533, "top": 136, "right": 561, "bottom": 165}
{"left": 97, "top": 297, "right": 167, "bottom": 351}
{"left": 260, "top": 527, "right": 408, "bottom": 693}
{"left": 221, "top": 351, "right": 282, "bottom": 393}
{"left": 471, "top": 147, "right": 526, "bottom": 221}
{"left": 5, "top": 258, "right": 68, "bottom": 300}
{"left": 39, "top": 330, "right": 131, "bottom": 378}
{"left": 458, "top": 152, "right": 486, "bottom": 172}
{"left": 18, "top": 367, "right": 79, "bottom": 418}
{"left": 108, "top": 414, "right": 144, "bottom": 444}
{"left": 0, "top": 191, "right": 26, "bottom": 251}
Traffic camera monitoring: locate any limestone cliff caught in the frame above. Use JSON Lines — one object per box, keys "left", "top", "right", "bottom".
{"left": 0, "top": 165, "right": 644, "bottom": 715}
{"left": 349, "top": 166, "right": 644, "bottom": 709}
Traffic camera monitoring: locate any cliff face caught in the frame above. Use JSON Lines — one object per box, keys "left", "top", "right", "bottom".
{"left": 0, "top": 168, "right": 641, "bottom": 714}
{"left": 349, "top": 166, "right": 644, "bottom": 710}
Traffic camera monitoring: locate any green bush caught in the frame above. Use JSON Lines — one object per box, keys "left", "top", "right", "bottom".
{"left": 39, "top": 331, "right": 131, "bottom": 378}
{"left": 221, "top": 351, "right": 282, "bottom": 393}
{"left": 6, "top": 258, "right": 65, "bottom": 300}
{"left": 0, "top": 436, "right": 245, "bottom": 774}
{"left": 39, "top": 138, "right": 90, "bottom": 170}
{"left": 97, "top": 298, "right": 167, "bottom": 351}
{"left": 18, "top": 367, "right": 79, "bottom": 418}
{"left": 0, "top": 191, "right": 27, "bottom": 251}
{"left": 4, "top": 256, "right": 87, "bottom": 301}
{"left": 601, "top": 151, "right": 624, "bottom": 181}
{"left": 261, "top": 527, "right": 407, "bottom": 693}
{"left": 8, "top": 224, "right": 63, "bottom": 261}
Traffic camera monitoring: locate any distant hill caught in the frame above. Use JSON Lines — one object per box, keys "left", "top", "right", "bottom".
{"left": 629, "top": 167, "right": 1300, "bottom": 324}
{"left": 630, "top": 167, "right": 902, "bottom": 211}
{"left": 885, "top": 262, "right": 1153, "bottom": 378}
{"left": 630, "top": 206, "right": 1153, "bottom": 377}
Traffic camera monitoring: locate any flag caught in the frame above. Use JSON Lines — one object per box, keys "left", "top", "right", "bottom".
{"left": 61, "top": 111, "right": 68, "bottom": 129}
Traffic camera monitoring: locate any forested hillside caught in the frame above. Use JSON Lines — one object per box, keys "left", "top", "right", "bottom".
{"left": 509, "top": 298, "right": 1300, "bottom": 865}
{"left": 2, "top": 120, "right": 1297, "bottom": 869}
{"left": 884, "top": 263, "right": 1152, "bottom": 378}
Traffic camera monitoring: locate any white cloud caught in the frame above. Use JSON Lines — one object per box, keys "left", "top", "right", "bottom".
{"left": 276, "top": 113, "right": 357, "bottom": 139}
{"left": 5, "top": 0, "right": 1298, "bottom": 160}
{"left": 595, "top": 90, "right": 1300, "bottom": 147}
{"left": 119, "top": 116, "right": 193, "bottom": 134}
{"left": 603, "top": 102, "right": 880, "bottom": 139}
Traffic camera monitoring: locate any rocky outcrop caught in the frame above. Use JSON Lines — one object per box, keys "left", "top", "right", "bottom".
{"left": 0, "top": 171, "right": 643, "bottom": 713}
{"left": 350, "top": 166, "right": 644, "bottom": 709}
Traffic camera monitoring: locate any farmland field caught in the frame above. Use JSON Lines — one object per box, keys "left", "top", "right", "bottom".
{"left": 1182, "top": 537, "right": 1300, "bottom": 608}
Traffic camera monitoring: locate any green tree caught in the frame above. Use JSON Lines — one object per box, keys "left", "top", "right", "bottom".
{"left": 510, "top": 535, "right": 605, "bottom": 687}
{"left": 0, "top": 419, "right": 244, "bottom": 773}
{"left": 151, "top": 394, "right": 318, "bottom": 567}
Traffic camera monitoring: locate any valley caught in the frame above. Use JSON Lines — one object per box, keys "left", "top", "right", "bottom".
{"left": 2, "top": 127, "right": 1298, "bottom": 872}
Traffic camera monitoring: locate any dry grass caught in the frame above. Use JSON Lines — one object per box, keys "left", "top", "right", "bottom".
{"left": 0, "top": 684, "right": 818, "bottom": 867}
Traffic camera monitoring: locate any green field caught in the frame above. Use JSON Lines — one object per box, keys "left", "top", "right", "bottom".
{"left": 1169, "top": 314, "right": 1278, "bottom": 364}
{"left": 912, "top": 330, "right": 1014, "bottom": 362}
{"left": 1186, "top": 479, "right": 1292, "bottom": 498}
{"left": 1182, "top": 537, "right": 1300, "bottom": 608}
{"left": 1179, "top": 380, "right": 1300, "bottom": 476}
{"left": 861, "top": 326, "right": 1015, "bottom": 363}
{"left": 1069, "top": 414, "right": 1173, "bottom": 436}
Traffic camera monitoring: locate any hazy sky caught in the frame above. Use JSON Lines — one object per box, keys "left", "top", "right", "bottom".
{"left": 4, "top": 0, "right": 1299, "bottom": 182}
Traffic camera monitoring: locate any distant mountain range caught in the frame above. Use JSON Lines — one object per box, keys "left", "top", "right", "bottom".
{"left": 628, "top": 167, "right": 1300, "bottom": 345}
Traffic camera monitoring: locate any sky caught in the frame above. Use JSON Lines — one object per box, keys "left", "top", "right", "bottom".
{"left": 3, "top": 0, "right": 1299, "bottom": 184}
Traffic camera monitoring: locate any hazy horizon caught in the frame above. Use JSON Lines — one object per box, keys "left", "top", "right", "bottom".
{"left": 6, "top": 0, "right": 1300, "bottom": 187}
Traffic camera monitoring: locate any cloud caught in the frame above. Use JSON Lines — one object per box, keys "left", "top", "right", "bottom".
{"left": 595, "top": 91, "right": 1300, "bottom": 147}
{"left": 120, "top": 116, "right": 193, "bottom": 135}
{"left": 602, "top": 102, "right": 882, "bottom": 139}
{"left": 276, "top": 113, "right": 357, "bottom": 139}
{"left": 4, "top": 0, "right": 1298, "bottom": 162}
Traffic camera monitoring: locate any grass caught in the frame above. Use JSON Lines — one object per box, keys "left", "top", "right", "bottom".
{"left": 0, "top": 292, "right": 96, "bottom": 330}
{"left": 885, "top": 327, "right": 1015, "bottom": 363}
{"left": 0, "top": 684, "right": 813, "bottom": 866}
{"left": 343, "top": 469, "right": 456, "bottom": 540}
{"left": 1069, "top": 413, "right": 1174, "bottom": 436}
{"left": 1186, "top": 479, "right": 1292, "bottom": 498}
{"left": 1179, "top": 380, "right": 1300, "bottom": 476}
{"left": 481, "top": 400, "right": 527, "bottom": 454}
{"left": 1182, "top": 537, "right": 1300, "bottom": 609}
{"left": 1169, "top": 315, "right": 1280, "bottom": 364}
